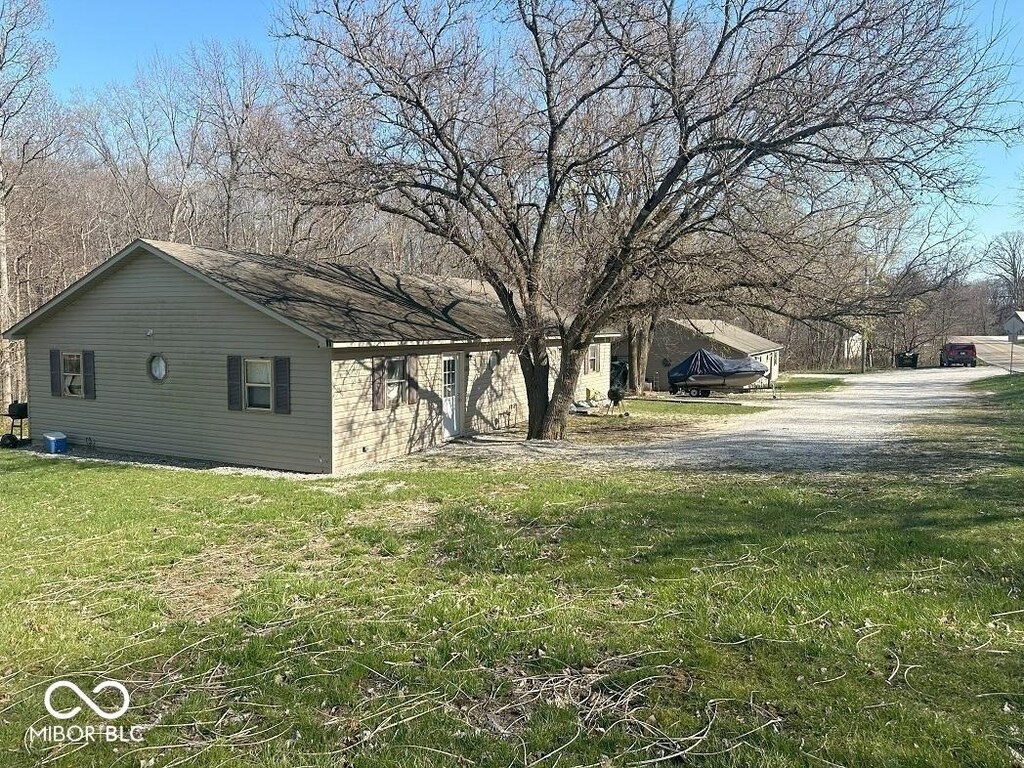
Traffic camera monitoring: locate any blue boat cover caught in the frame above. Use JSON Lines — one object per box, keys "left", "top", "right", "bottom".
{"left": 668, "top": 348, "right": 768, "bottom": 385}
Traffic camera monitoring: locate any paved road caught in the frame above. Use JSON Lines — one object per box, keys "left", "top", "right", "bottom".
{"left": 442, "top": 366, "right": 1006, "bottom": 473}
{"left": 961, "top": 335, "right": 1024, "bottom": 372}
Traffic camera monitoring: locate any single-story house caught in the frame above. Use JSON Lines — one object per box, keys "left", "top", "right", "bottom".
{"left": 613, "top": 318, "right": 783, "bottom": 391}
{"left": 1006, "top": 310, "right": 1024, "bottom": 337}
{"left": 2, "top": 239, "right": 615, "bottom": 473}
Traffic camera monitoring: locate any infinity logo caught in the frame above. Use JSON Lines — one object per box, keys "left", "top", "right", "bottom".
{"left": 43, "top": 680, "right": 130, "bottom": 721}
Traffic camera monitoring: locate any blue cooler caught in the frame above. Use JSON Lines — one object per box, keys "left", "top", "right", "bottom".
{"left": 43, "top": 432, "right": 67, "bottom": 454}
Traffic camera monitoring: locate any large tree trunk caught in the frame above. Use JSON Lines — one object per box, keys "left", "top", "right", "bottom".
{"left": 518, "top": 335, "right": 588, "bottom": 441}
{"left": 625, "top": 311, "right": 658, "bottom": 396}
{"left": 518, "top": 335, "right": 552, "bottom": 440}
{"left": 541, "top": 349, "right": 584, "bottom": 439}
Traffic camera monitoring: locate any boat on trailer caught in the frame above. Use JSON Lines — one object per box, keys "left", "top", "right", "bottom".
{"left": 666, "top": 348, "right": 768, "bottom": 397}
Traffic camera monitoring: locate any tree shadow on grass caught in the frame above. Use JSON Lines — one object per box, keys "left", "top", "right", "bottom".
{"left": 428, "top": 464, "right": 1022, "bottom": 589}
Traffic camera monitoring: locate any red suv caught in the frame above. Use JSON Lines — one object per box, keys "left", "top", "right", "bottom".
{"left": 939, "top": 342, "right": 977, "bottom": 367}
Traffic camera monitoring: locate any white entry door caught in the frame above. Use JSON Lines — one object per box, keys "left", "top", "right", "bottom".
{"left": 441, "top": 355, "right": 461, "bottom": 439}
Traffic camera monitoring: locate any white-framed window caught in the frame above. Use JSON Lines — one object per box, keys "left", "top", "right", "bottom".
{"left": 587, "top": 344, "right": 600, "bottom": 373}
{"left": 244, "top": 358, "right": 272, "bottom": 410}
{"left": 62, "top": 352, "right": 83, "bottom": 397}
{"left": 386, "top": 357, "right": 407, "bottom": 405}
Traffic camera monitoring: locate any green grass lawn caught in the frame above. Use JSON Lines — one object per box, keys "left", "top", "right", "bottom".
{"left": 1, "top": 377, "right": 1022, "bottom": 767}
{"left": 774, "top": 375, "right": 848, "bottom": 394}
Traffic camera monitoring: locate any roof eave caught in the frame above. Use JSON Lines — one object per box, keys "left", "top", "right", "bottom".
{"left": 329, "top": 330, "right": 621, "bottom": 350}
{"left": 330, "top": 336, "right": 513, "bottom": 349}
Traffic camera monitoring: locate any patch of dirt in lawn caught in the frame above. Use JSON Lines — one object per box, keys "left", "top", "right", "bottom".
{"left": 295, "top": 532, "right": 342, "bottom": 571}
{"left": 329, "top": 478, "right": 409, "bottom": 494}
{"left": 566, "top": 413, "right": 709, "bottom": 444}
{"left": 223, "top": 493, "right": 269, "bottom": 506}
{"left": 153, "top": 543, "right": 264, "bottom": 623}
{"left": 346, "top": 499, "right": 439, "bottom": 531}
{"left": 313, "top": 481, "right": 438, "bottom": 531}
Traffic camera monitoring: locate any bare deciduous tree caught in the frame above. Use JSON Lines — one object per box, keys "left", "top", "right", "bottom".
{"left": 984, "top": 231, "right": 1024, "bottom": 315}
{"left": 281, "top": 0, "right": 1015, "bottom": 438}
{"left": 0, "top": 0, "right": 57, "bottom": 402}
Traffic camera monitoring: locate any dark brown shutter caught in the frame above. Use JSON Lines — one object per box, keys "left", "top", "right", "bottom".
{"left": 273, "top": 357, "right": 291, "bottom": 414}
{"left": 371, "top": 357, "right": 386, "bottom": 411}
{"left": 82, "top": 351, "right": 96, "bottom": 399}
{"left": 227, "top": 356, "right": 243, "bottom": 410}
{"left": 49, "top": 349, "right": 61, "bottom": 397}
{"left": 406, "top": 355, "right": 419, "bottom": 405}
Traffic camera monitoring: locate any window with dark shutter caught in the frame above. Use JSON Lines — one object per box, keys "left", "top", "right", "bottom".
{"left": 273, "top": 357, "right": 291, "bottom": 414}
{"left": 371, "top": 357, "right": 386, "bottom": 411}
{"left": 406, "top": 355, "right": 419, "bottom": 405}
{"left": 227, "top": 356, "right": 243, "bottom": 410}
{"left": 58, "top": 352, "right": 84, "bottom": 397}
{"left": 82, "top": 351, "right": 96, "bottom": 399}
{"left": 49, "top": 349, "right": 61, "bottom": 397}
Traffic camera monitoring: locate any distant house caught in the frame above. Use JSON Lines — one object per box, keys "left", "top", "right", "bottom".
{"left": 2, "top": 239, "right": 615, "bottom": 473}
{"left": 1006, "top": 311, "right": 1024, "bottom": 337}
{"left": 613, "top": 318, "right": 783, "bottom": 391}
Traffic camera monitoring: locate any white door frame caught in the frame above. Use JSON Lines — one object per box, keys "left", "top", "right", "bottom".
{"left": 441, "top": 354, "right": 463, "bottom": 439}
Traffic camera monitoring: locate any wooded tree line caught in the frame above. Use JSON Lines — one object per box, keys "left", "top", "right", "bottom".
{"left": 0, "top": 0, "right": 1020, "bottom": 435}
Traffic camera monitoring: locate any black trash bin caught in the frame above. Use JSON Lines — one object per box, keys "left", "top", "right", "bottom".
{"left": 895, "top": 352, "right": 919, "bottom": 368}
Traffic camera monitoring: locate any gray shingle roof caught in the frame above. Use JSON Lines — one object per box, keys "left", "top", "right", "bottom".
{"left": 142, "top": 240, "right": 520, "bottom": 345}
{"left": 6, "top": 239, "right": 621, "bottom": 347}
{"left": 669, "top": 318, "right": 783, "bottom": 355}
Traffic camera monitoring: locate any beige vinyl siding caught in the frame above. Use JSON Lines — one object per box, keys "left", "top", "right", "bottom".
{"left": 23, "top": 251, "right": 332, "bottom": 473}
{"left": 466, "top": 349, "right": 527, "bottom": 433}
{"left": 331, "top": 353, "right": 445, "bottom": 470}
{"left": 577, "top": 343, "right": 611, "bottom": 399}
{"left": 752, "top": 350, "right": 781, "bottom": 387}
{"left": 331, "top": 343, "right": 529, "bottom": 472}
{"left": 547, "top": 342, "right": 612, "bottom": 400}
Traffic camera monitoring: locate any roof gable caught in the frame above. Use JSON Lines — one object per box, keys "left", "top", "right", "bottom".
{"left": 3, "top": 240, "right": 330, "bottom": 344}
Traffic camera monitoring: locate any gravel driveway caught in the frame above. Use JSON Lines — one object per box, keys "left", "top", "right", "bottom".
{"left": 440, "top": 367, "right": 1004, "bottom": 472}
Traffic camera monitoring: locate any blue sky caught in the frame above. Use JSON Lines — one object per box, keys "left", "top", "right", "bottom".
{"left": 43, "top": 0, "right": 1024, "bottom": 244}
{"left": 45, "top": 0, "right": 278, "bottom": 94}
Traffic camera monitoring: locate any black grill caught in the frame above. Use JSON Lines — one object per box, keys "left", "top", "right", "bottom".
{"left": 2, "top": 401, "right": 27, "bottom": 448}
